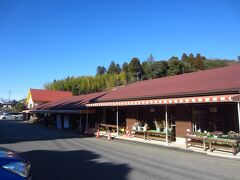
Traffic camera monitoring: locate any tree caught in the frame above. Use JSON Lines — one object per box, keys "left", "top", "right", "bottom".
{"left": 122, "top": 62, "right": 129, "bottom": 73}
{"left": 12, "top": 101, "right": 26, "bottom": 112}
{"left": 128, "top": 57, "right": 143, "bottom": 82}
{"left": 107, "top": 61, "right": 121, "bottom": 74}
{"left": 181, "top": 53, "right": 189, "bottom": 61}
{"left": 146, "top": 54, "right": 155, "bottom": 63}
{"left": 194, "top": 53, "right": 205, "bottom": 70}
{"left": 115, "top": 64, "right": 121, "bottom": 74}
{"left": 122, "top": 62, "right": 129, "bottom": 82}
{"left": 107, "top": 61, "right": 116, "bottom": 74}
{"left": 167, "top": 56, "right": 181, "bottom": 75}
{"left": 96, "top": 66, "right": 106, "bottom": 75}
{"left": 188, "top": 53, "right": 195, "bottom": 66}
{"left": 238, "top": 56, "right": 240, "bottom": 63}
{"left": 181, "top": 61, "right": 195, "bottom": 73}
{"left": 154, "top": 61, "right": 169, "bottom": 77}
{"left": 142, "top": 54, "right": 156, "bottom": 79}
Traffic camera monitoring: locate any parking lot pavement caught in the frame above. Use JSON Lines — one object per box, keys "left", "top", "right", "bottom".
{"left": 1, "top": 120, "right": 240, "bottom": 180}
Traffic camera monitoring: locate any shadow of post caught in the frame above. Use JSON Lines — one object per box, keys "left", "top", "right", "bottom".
{"left": 22, "top": 150, "right": 131, "bottom": 180}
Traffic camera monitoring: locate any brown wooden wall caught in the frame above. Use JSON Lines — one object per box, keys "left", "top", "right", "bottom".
{"left": 174, "top": 105, "right": 192, "bottom": 137}
{"left": 126, "top": 107, "right": 137, "bottom": 129}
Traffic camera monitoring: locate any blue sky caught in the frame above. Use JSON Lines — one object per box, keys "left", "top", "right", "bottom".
{"left": 0, "top": 0, "right": 239, "bottom": 100}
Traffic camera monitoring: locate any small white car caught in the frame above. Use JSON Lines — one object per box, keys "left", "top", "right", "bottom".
{"left": 0, "top": 113, "right": 23, "bottom": 120}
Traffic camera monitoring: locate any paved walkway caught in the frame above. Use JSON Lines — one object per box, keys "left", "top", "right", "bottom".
{"left": 99, "top": 131, "right": 240, "bottom": 160}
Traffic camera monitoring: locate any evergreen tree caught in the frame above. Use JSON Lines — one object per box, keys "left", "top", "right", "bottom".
{"left": 107, "top": 61, "right": 116, "bottom": 74}
{"left": 142, "top": 54, "right": 156, "bottom": 79}
{"left": 181, "top": 53, "right": 189, "bottom": 61}
{"left": 122, "top": 62, "right": 129, "bottom": 73}
{"left": 154, "top": 61, "right": 169, "bottom": 77}
{"left": 167, "top": 56, "right": 181, "bottom": 75}
{"left": 128, "top": 57, "right": 143, "bottom": 82}
{"left": 122, "top": 62, "right": 129, "bottom": 82}
{"left": 96, "top": 66, "right": 106, "bottom": 75}
{"left": 188, "top": 53, "right": 195, "bottom": 66}
{"left": 194, "top": 53, "right": 205, "bottom": 70}
{"left": 146, "top": 54, "right": 155, "bottom": 63}
{"left": 115, "top": 64, "right": 121, "bottom": 74}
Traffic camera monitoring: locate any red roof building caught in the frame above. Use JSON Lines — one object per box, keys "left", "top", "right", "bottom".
{"left": 30, "top": 65, "right": 240, "bottom": 143}
{"left": 26, "top": 89, "right": 72, "bottom": 109}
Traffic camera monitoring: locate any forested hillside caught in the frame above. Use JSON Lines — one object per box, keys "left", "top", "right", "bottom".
{"left": 44, "top": 53, "right": 238, "bottom": 95}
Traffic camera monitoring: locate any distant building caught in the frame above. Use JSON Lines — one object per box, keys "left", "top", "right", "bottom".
{"left": 26, "top": 89, "right": 72, "bottom": 109}
{"left": 1, "top": 100, "right": 18, "bottom": 111}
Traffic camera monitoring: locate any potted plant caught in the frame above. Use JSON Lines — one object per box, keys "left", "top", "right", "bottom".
{"left": 132, "top": 122, "right": 139, "bottom": 130}
{"left": 153, "top": 119, "right": 162, "bottom": 132}
{"left": 211, "top": 131, "right": 223, "bottom": 138}
{"left": 143, "top": 123, "right": 148, "bottom": 131}
{"left": 137, "top": 121, "right": 143, "bottom": 131}
{"left": 163, "top": 121, "right": 170, "bottom": 133}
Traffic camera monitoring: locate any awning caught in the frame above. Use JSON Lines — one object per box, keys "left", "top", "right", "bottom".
{"left": 86, "top": 94, "right": 240, "bottom": 107}
{"left": 30, "top": 109, "right": 96, "bottom": 114}
{"left": 30, "top": 110, "right": 82, "bottom": 114}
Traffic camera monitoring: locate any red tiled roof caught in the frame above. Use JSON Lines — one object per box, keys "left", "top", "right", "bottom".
{"left": 30, "top": 89, "right": 72, "bottom": 102}
{"left": 33, "top": 91, "right": 108, "bottom": 110}
{"left": 98, "top": 64, "right": 240, "bottom": 102}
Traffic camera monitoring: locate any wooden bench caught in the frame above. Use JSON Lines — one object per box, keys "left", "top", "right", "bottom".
{"left": 207, "top": 138, "right": 240, "bottom": 155}
{"left": 185, "top": 135, "right": 208, "bottom": 151}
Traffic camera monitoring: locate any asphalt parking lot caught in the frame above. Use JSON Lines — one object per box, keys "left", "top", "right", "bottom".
{"left": 1, "top": 120, "right": 240, "bottom": 180}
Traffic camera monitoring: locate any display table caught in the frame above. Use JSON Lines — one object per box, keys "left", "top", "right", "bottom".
{"left": 131, "top": 130, "right": 147, "bottom": 139}
{"left": 185, "top": 134, "right": 240, "bottom": 155}
{"left": 207, "top": 137, "right": 240, "bottom": 155}
{"left": 185, "top": 135, "right": 208, "bottom": 151}
{"left": 131, "top": 130, "right": 174, "bottom": 142}
{"left": 146, "top": 130, "right": 174, "bottom": 142}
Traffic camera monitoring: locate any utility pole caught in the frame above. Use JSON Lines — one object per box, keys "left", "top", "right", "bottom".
{"left": 8, "top": 90, "right": 12, "bottom": 101}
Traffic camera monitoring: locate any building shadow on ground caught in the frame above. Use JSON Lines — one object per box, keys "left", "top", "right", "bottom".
{"left": 23, "top": 149, "right": 131, "bottom": 180}
{"left": 0, "top": 120, "right": 91, "bottom": 144}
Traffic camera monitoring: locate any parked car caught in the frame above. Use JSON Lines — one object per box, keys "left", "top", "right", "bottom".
{"left": 0, "top": 113, "right": 23, "bottom": 120}
{"left": 0, "top": 147, "right": 31, "bottom": 180}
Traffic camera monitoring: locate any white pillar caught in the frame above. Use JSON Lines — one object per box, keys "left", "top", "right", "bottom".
{"left": 165, "top": 105, "right": 168, "bottom": 144}
{"left": 116, "top": 107, "right": 119, "bottom": 137}
{"left": 238, "top": 102, "right": 240, "bottom": 133}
